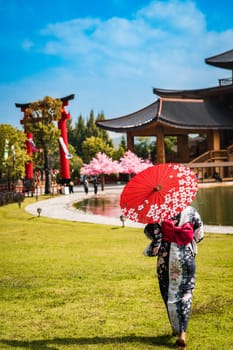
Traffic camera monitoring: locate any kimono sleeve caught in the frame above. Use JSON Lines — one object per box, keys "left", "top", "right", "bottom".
{"left": 192, "top": 209, "right": 204, "bottom": 243}
{"left": 143, "top": 223, "right": 162, "bottom": 257}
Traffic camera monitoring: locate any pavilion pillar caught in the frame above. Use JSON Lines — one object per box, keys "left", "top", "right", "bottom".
{"left": 126, "top": 132, "right": 134, "bottom": 152}
{"left": 177, "top": 134, "right": 189, "bottom": 163}
{"left": 212, "top": 130, "right": 222, "bottom": 178}
{"left": 212, "top": 130, "right": 220, "bottom": 150}
{"left": 206, "top": 131, "right": 213, "bottom": 150}
{"left": 207, "top": 130, "right": 220, "bottom": 150}
{"left": 156, "top": 126, "right": 165, "bottom": 164}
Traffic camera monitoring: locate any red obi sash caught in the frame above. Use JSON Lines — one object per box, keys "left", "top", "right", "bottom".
{"left": 161, "top": 220, "right": 194, "bottom": 246}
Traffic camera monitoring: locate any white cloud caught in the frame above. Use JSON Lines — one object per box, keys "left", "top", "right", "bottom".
{"left": 137, "top": 0, "right": 206, "bottom": 33}
{"left": 2, "top": 0, "right": 233, "bottom": 128}
{"left": 29, "top": 0, "right": 232, "bottom": 83}
{"left": 39, "top": 18, "right": 101, "bottom": 56}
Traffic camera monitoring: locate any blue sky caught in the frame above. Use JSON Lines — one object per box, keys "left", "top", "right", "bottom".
{"left": 1, "top": 0, "right": 233, "bottom": 130}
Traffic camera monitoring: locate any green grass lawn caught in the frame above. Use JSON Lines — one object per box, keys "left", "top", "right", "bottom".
{"left": 0, "top": 197, "right": 233, "bottom": 350}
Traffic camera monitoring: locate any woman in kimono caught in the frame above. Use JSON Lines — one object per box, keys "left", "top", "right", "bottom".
{"left": 144, "top": 206, "right": 204, "bottom": 349}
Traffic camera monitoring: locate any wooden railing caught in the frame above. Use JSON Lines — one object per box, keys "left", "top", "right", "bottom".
{"left": 227, "top": 144, "right": 233, "bottom": 154}
{"left": 188, "top": 144, "right": 233, "bottom": 181}
{"left": 218, "top": 77, "right": 233, "bottom": 86}
{"left": 188, "top": 161, "right": 233, "bottom": 182}
{"left": 190, "top": 149, "right": 228, "bottom": 164}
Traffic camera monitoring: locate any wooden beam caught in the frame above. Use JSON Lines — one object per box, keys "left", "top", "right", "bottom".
{"left": 187, "top": 161, "right": 233, "bottom": 168}
{"left": 126, "top": 132, "right": 134, "bottom": 151}
{"left": 156, "top": 126, "right": 165, "bottom": 163}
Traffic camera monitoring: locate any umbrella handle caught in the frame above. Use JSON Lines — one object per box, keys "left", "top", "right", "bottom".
{"left": 153, "top": 185, "right": 162, "bottom": 192}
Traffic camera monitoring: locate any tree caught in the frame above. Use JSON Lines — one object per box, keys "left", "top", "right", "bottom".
{"left": 134, "top": 137, "right": 152, "bottom": 159}
{"left": 112, "top": 145, "right": 125, "bottom": 161}
{"left": 86, "top": 110, "right": 99, "bottom": 138}
{"left": 119, "top": 150, "right": 152, "bottom": 178}
{"left": 111, "top": 135, "right": 126, "bottom": 161}
{"left": 24, "top": 96, "right": 62, "bottom": 194}
{"left": 66, "top": 110, "right": 116, "bottom": 164}
{"left": 0, "top": 124, "right": 28, "bottom": 188}
{"left": 80, "top": 152, "right": 119, "bottom": 191}
{"left": 68, "top": 145, "right": 83, "bottom": 180}
{"left": 96, "top": 112, "right": 114, "bottom": 148}
{"left": 119, "top": 135, "right": 127, "bottom": 150}
{"left": 148, "top": 136, "right": 177, "bottom": 163}
{"left": 66, "top": 119, "right": 74, "bottom": 147}
{"left": 82, "top": 136, "right": 114, "bottom": 163}
{"left": 68, "top": 114, "right": 87, "bottom": 159}
{"left": 165, "top": 136, "right": 177, "bottom": 161}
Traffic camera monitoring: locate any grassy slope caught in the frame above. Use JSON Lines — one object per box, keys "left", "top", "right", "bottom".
{"left": 0, "top": 198, "right": 232, "bottom": 350}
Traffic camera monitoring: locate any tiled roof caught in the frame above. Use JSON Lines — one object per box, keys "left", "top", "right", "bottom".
{"left": 96, "top": 101, "right": 159, "bottom": 132}
{"left": 159, "top": 99, "right": 233, "bottom": 129}
{"left": 205, "top": 49, "right": 233, "bottom": 70}
{"left": 153, "top": 84, "right": 233, "bottom": 99}
{"left": 96, "top": 98, "right": 233, "bottom": 132}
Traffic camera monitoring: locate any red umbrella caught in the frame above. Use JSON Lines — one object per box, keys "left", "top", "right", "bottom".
{"left": 120, "top": 163, "right": 198, "bottom": 224}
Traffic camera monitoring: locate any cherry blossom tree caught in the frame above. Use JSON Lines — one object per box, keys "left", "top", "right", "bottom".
{"left": 80, "top": 150, "right": 153, "bottom": 191}
{"left": 119, "top": 150, "right": 153, "bottom": 178}
{"left": 80, "top": 152, "right": 120, "bottom": 191}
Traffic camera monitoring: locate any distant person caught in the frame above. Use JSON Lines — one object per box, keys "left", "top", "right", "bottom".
{"left": 83, "top": 176, "right": 89, "bottom": 195}
{"left": 212, "top": 172, "right": 222, "bottom": 182}
{"left": 69, "top": 180, "right": 74, "bottom": 193}
{"left": 144, "top": 206, "right": 204, "bottom": 349}
{"left": 57, "top": 184, "right": 62, "bottom": 195}
{"left": 93, "top": 177, "right": 98, "bottom": 195}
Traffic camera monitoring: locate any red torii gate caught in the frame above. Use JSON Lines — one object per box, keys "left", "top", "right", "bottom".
{"left": 15, "top": 94, "right": 75, "bottom": 186}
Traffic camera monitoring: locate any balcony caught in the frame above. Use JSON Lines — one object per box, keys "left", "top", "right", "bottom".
{"left": 218, "top": 77, "right": 233, "bottom": 86}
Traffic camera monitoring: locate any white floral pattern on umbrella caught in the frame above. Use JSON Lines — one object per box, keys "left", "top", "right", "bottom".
{"left": 120, "top": 163, "right": 198, "bottom": 224}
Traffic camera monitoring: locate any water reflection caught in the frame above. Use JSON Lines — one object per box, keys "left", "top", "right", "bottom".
{"left": 74, "top": 196, "right": 121, "bottom": 217}
{"left": 74, "top": 186, "right": 233, "bottom": 226}
{"left": 192, "top": 186, "right": 233, "bottom": 225}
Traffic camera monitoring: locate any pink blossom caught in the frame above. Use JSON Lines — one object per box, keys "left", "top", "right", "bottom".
{"left": 80, "top": 152, "right": 120, "bottom": 176}
{"left": 119, "top": 150, "right": 153, "bottom": 175}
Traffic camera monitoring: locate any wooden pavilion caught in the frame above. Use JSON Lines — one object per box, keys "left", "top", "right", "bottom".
{"left": 96, "top": 49, "right": 233, "bottom": 180}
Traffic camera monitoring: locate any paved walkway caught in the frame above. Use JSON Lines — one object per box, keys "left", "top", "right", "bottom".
{"left": 25, "top": 184, "right": 233, "bottom": 234}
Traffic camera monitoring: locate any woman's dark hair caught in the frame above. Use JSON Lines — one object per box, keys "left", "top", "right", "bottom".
{"left": 144, "top": 223, "right": 160, "bottom": 240}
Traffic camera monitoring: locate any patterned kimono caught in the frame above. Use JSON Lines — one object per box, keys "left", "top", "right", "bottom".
{"left": 144, "top": 206, "right": 204, "bottom": 335}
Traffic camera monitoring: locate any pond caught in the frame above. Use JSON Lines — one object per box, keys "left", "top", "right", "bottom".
{"left": 192, "top": 186, "right": 233, "bottom": 225}
{"left": 74, "top": 186, "right": 233, "bottom": 226}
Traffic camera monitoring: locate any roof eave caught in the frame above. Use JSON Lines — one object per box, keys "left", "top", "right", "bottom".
{"left": 205, "top": 49, "right": 233, "bottom": 70}
{"left": 96, "top": 118, "right": 157, "bottom": 133}
{"left": 153, "top": 84, "right": 233, "bottom": 99}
